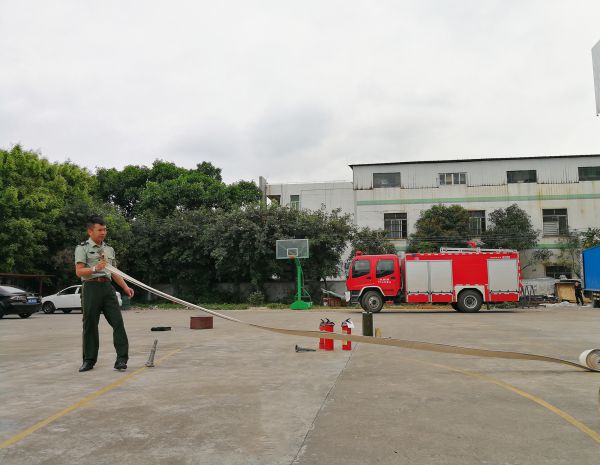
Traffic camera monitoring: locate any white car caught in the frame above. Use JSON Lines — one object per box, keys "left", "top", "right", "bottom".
{"left": 42, "top": 285, "right": 122, "bottom": 314}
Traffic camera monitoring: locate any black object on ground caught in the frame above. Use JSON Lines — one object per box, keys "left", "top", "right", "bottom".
{"left": 295, "top": 344, "right": 316, "bottom": 352}
{"left": 362, "top": 311, "right": 374, "bottom": 337}
{"left": 151, "top": 326, "right": 171, "bottom": 331}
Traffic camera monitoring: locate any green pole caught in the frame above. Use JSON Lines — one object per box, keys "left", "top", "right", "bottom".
{"left": 296, "top": 259, "right": 302, "bottom": 302}
{"left": 290, "top": 258, "right": 312, "bottom": 310}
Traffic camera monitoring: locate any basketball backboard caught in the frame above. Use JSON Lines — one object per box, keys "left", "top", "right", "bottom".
{"left": 593, "top": 40, "right": 600, "bottom": 115}
{"left": 276, "top": 239, "right": 309, "bottom": 259}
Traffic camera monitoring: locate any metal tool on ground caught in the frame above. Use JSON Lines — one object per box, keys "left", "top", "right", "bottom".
{"left": 104, "top": 263, "right": 600, "bottom": 373}
{"left": 341, "top": 318, "right": 354, "bottom": 351}
{"left": 276, "top": 239, "right": 312, "bottom": 310}
{"left": 145, "top": 339, "right": 158, "bottom": 367}
{"left": 151, "top": 326, "right": 171, "bottom": 331}
{"left": 362, "top": 311, "right": 374, "bottom": 337}
{"left": 295, "top": 345, "right": 316, "bottom": 352}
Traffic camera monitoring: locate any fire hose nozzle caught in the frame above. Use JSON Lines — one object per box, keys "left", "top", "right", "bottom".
{"left": 295, "top": 345, "right": 316, "bottom": 352}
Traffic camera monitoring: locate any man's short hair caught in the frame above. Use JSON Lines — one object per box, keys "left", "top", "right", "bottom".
{"left": 87, "top": 215, "right": 106, "bottom": 230}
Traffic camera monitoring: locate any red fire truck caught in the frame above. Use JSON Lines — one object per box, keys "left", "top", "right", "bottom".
{"left": 345, "top": 248, "right": 522, "bottom": 313}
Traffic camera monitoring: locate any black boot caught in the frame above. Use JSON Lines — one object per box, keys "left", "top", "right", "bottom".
{"left": 78, "top": 360, "right": 94, "bottom": 372}
{"left": 114, "top": 359, "right": 127, "bottom": 370}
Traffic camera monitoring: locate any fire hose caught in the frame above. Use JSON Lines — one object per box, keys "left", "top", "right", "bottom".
{"left": 105, "top": 264, "right": 600, "bottom": 373}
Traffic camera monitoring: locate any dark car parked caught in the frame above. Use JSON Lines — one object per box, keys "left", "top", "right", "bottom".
{"left": 0, "top": 285, "right": 42, "bottom": 319}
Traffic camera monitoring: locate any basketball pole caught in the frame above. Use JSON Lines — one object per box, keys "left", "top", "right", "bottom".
{"left": 290, "top": 256, "right": 312, "bottom": 310}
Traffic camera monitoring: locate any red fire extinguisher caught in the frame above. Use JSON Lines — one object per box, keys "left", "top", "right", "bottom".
{"left": 324, "top": 319, "right": 335, "bottom": 351}
{"left": 319, "top": 319, "right": 326, "bottom": 349}
{"left": 341, "top": 318, "right": 354, "bottom": 351}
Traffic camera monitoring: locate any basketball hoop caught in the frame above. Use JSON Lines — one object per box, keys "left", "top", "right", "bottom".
{"left": 275, "top": 239, "right": 312, "bottom": 310}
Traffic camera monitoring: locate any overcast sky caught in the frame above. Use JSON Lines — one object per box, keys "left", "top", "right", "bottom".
{"left": 1, "top": 1, "right": 599, "bottom": 184}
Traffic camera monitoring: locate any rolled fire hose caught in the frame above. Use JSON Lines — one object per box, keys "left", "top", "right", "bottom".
{"left": 106, "top": 264, "right": 600, "bottom": 373}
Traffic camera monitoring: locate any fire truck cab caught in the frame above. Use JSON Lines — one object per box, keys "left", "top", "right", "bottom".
{"left": 346, "top": 248, "right": 521, "bottom": 313}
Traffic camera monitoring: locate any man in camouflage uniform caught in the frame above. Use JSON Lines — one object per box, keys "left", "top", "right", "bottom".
{"left": 75, "top": 215, "right": 135, "bottom": 372}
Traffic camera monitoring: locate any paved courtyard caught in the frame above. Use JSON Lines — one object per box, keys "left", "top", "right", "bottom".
{"left": 1, "top": 305, "right": 599, "bottom": 464}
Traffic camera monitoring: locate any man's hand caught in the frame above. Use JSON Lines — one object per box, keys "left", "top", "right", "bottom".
{"left": 95, "top": 259, "right": 107, "bottom": 272}
{"left": 124, "top": 287, "right": 134, "bottom": 299}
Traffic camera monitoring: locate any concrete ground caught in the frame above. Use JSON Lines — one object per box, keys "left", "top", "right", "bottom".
{"left": 1, "top": 305, "right": 599, "bottom": 465}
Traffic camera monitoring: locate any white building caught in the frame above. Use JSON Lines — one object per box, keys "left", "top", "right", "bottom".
{"left": 264, "top": 180, "right": 354, "bottom": 215}
{"left": 264, "top": 154, "right": 600, "bottom": 279}
{"left": 593, "top": 39, "right": 600, "bottom": 115}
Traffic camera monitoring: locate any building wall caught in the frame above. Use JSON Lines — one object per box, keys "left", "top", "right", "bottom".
{"left": 352, "top": 155, "right": 600, "bottom": 188}
{"left": 593, "top": 39, "right": 600, "bottom": 116}
{"left": 265, "top": 181, "right": 355, "bottom": 215}
{"left": 264, "top": 155, "right": 600, "bottom": 279}
{"left": 353, "top": 155, "right": 600, "bottom": 278}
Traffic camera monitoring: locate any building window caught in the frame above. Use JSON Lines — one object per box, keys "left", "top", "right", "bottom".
{"left": 290, "top": 195, "right": 300, "bottom": 210}
{"left": 384, "top": 213, "right": 407, "bottom": 239}
{"left": 578, "top": 166, "right": 600, "bottom": 181}
{"left": 507, "top": 170, "right": 537, "bottom": 183}
{"left": 468, "top": 211, "right": 486, "bottom": 236}
{"left": 542, "top": 209, "right": 568, "bottom": 236}
{"left": 439, "top": 172, "right": 466, "bottom": 185}
{"left": 545, "top": 265, "right": 571, "bottom": 279}
{"left": 373, "top": 172, "right": 401, "bottom": 188}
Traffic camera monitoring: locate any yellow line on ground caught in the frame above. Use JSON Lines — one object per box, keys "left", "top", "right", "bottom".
{"left": 413, "top": 358, "right": 600, "bottom": 445}
{"left": 0, "top": 348, "right": 182, "bottom": 450}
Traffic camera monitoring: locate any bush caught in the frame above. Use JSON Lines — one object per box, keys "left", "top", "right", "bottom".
{"left": 247, "top": 291, "right": 265, "bottom": 306}
{"left": 266, "top": 303, "right": 288, "bottom": 309}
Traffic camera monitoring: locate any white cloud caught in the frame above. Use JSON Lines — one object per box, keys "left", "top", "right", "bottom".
{"left": 1, "top": 0, "right": 599, "bottom": 183}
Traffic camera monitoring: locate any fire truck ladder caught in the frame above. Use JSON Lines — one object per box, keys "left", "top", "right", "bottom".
{"left": 439, "top": 247, "right": 517, "bottom": 253}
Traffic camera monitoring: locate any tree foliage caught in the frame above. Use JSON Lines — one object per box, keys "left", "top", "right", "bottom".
{"left": 1, "top": 146, "right": 392, "bottom": 302}
{"left": 581, "top": 227, "right": 600, "bottom": 249}
{"left": 521, "top": 249, "right": 552, "bottom": 271}
{"left": 124, "top": 206, "right": 356, "bottom": 301}
{"left": 97, "top": 160, "right": 261, "bottom": 218}
{"left": 350, "top": 227, "right": 396, "bottom": 256}
{"left": 407, "top": 205, "right": 471, "bottom": 252}
{"left": 551, "top": 227, "right": 600, "bottom": 278}
{"left": 480, "top": 204, "right": 539, "bottom": 251}
{"left": 0, "top": 146, "right": 97, "bottom": 275}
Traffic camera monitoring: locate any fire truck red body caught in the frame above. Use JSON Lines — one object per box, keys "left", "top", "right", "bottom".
{"left": 345, "top": 248, "right": 522, "bottom": 313}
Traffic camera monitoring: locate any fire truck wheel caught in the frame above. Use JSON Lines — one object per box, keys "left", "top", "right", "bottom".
{"left": 457, "top": 290, "right": 482, "bottom": 313}
{"left": 450, "top": 302, "right": 461, "bottom": 312}
{"left": 361, "top": 291, "right": 384, "bottom": 313}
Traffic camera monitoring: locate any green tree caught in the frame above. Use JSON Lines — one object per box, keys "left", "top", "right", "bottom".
{"left": 204, "top": 205, "right": 354, "bottom": 298}
{"left": 407, "top": 205, "right": 471, "bottom": 252}
{"left": 97, "top": 160, "right": 261, "bottom": 217}
{"left": 521, "top": 249, "right": 552, "bottom": 272}
{"left": 556, "top": 230, "right": 582, "bottom": 278}
{"left": 349, "top": 227, "right": 397, "bottom": 256}
{"left": 124, "top": 210, "right": 215, "bottom": 302}
{"left": 581, "top": 227, "right": 600, "bottom": 249}
{"left": 480, "top": 204, "right": 539, "bottom": 250}
{"left": 96, "top": 165, "right": 150, "bottom": 218}
{"left": 0, "top": 146, "right": 97, "bottom": 276}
